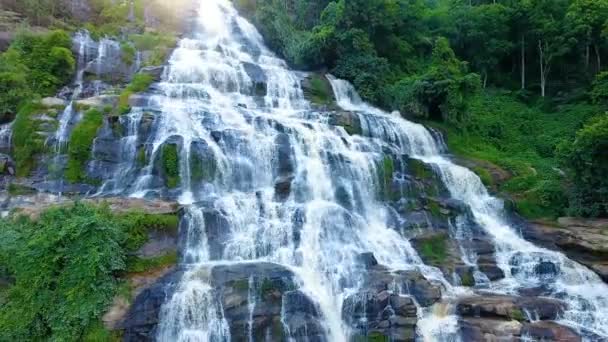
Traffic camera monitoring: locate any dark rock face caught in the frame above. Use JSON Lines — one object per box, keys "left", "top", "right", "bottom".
{"left": 327, "top": 111, "right": 362, "bottom": 136}
{"left": 122, "top": 269, "right": 184, "bottom": 341}
{"left": 522, "top": 321, "right": 582, "bottom": 342}
{"left": 242, "top": 62, "right": 267, "bottom": 96}
{"left": 343, "top": 291, "right": 417, "bottom": 342}
{"left": 457, "top": 295, "right": 566, "bottom": 322}
{"left": 123, "top": 262, "right": 324, "bottom": 342}
{"left": 456, "top": 294, "right": 580, "bottom": 341}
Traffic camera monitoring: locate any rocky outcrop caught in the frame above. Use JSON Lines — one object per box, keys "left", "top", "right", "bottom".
{"left": 122, "top": 262, "right": 325, "bottom": 341}
{"left": 457, "top": 294, "right": 580, "bottom": 341}
{"left": 523, "top": 217, "right": 608, "bottom": 282}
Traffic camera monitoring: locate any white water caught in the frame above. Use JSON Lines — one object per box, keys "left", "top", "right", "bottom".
{"left": 104, "top": 0, "right": 608, "bottom": 341}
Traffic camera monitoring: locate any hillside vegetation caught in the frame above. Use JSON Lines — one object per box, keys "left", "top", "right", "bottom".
{"left": 235, "top": 0, "right": 608, "bottom": 219}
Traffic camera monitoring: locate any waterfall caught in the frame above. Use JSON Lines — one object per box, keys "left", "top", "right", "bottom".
{"left": 96, "top": 0, "right": 608, "bottom": 340}
{"left": 328, "top": 75, "right": 608, "bottom": 339}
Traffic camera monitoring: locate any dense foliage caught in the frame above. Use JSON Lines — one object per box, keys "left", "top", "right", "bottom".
{"left": 66, "top": 108, "right": 104, "bottom": 183}
{"left": 0, "top": 29, "right": 75, "bottom": 121}
{"left": 0, "top": 203, "right": 180, "bottom": 341}
{"left": 558, "top": 115, "right": 608, "bottom": 217}
{"left": 0, "top": 204, "right": 125, "bottom": 341}
{"left": 237, "top": 0, "right": 608, "bottom": 218}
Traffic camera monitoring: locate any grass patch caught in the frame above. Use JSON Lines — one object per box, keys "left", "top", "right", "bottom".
{"left": 118, "top": 211, "right": 179, "bottom": 251}
{"left": 65, "top": 108, "right": 103, "bottom": 183}
{"left": 127, "top": 251, "right": 177, "bottom": 274}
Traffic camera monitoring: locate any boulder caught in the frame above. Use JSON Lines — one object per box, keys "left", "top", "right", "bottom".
{"left": 457, "top": 295, "right": 566, "bottom": 321}
{"left": 523, "top": 219, "right": 608, "bottom": 282}
{"left": 459, "top": 317, "right": 522, "bottom": 341}
{"left": 327, "top": 111, "right": 362, "bottom": 136}
{"left": 139, "top": 66, "right": 165, "bottom": 82}
{"left": 522, "top": 321, "right": 582, "bottom": 342}
{"left": 76, "top": 95, "right": 119, "bottom": 109}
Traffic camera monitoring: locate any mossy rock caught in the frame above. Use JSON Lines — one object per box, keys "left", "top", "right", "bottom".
{"left": 65, "top": 108, "right": 104, "bottom": 184}
{"left": 408, "top": 158, "right": 433, "bottom": 180}
{"left": 302, "top": 73, "right": 334, "bottom": 106}
{"left": 161, "top": 143, "right": 180, "bottom": 189}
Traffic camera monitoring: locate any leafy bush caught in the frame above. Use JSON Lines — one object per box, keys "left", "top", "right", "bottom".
{"left": 0, "top": 203, "right": 126, "bottom": 341}
{"left": 0, "top": 29, "right": 74, "bottom": 118}
{"left": 66, "top": 108, "right": 104, "bottom": 183}
{"left": 558, "top": 115, "right": 608, "bottom": 217}
{"left": 118, "top": 73, "right": 154, "bottom": 114}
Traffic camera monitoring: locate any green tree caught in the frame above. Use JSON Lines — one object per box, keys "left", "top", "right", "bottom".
{"left": 566, "top": 0, "right": 608, "bottom": 73}
{"left": 558, "top": 115, "right": 608, "bottom": 217}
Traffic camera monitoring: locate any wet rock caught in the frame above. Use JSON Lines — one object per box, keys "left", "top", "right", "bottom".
{"left": 457, "top": 295, "right": 565, "bottom": 321}
{"left": 189, "top": 139, "right": 217, "bottom": 184}
{"left": 0, "top": 154, "right": 15, "bottom": 176}
{"left": 121, "top": 269, "right": 184, "bottom": 341}
{"left": 242, "top": 62, "right": 267, "bottom": 96}
{"left": 523, "top": 218, "right": 608, "bottom": 283}
{"left": 343, "top": 291, "right": 417, "bottom": 342}
{"left": 275, "top": 133, "right": 294, "bottom": 176}
{"left": 40, "top": 97, "right": 67, "bottom": 108}
{"left": 459, "top": 317, "right": 522, "bottom": 341}
{"left": 140, "top": 66, "right": 165, "bottom": 82}
{"left": 76, "top": 95, "right": 119, "bottom": 109}
{"left": 328, "top": 111, "right": 362, "bottom": 136}
{"left": 522, "top": 321, "right": 582, "bottom": 342}
{"left": 274, "top": 175, "right": 294, "bottom": 201}
{"left": 357, "top": 252, "right": 379, "bottom": 269}
{"left": 362, "top": 261, "right": 441, "bottom": 307}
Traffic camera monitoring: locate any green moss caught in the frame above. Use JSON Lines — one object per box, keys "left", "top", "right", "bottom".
{"left": 409, "top": 158, "right": 432, "bottom": 179}
{"left": 460, "top": 272, "right": 475, "bottom": 287}
{"left": 190, "top": 152, "right": 216, "bottom": 183}
{"left": 309, "top": 74, "right": 332, "bottom": 105}
{"left": 472, "top": 166, "right": 493, "bottom": 188}
{"left": 162, "top": 144, "right": 180, "bottom": 188}
{"left": 116, "top": 74, "right": 154, "bottom": 115}
{"left": 65, "top": 108, "right": 103, "bottom": 183}
{"left": 12, "top": 103, "right": 46, "bottom": 176}
{"left": 260, "top": 278, "right": 276, "bottom": 297}
{"left": 129, "top": 32, "right": 177, "bottom": 67}
{"left": 232, "top": 279, "right": 250, "bottom": 291}
{"left": 352, "top": 332, "right": 389, "bottom": 342}
{"left": 126, "top": 251, "right": 177, "bottom": 273}
{"left": 120, "top": 42, "right": 136, "bottom": 65}
{"left": 428, "top": 200, "right": 442, "bottom": 217}
{"left": 417, "top": 234, "right": 448, "bottom": 265}
{"left": 7, "top": 183, "right": 35, "bottom": 196}
{"left": 136, "top": 147, "right": 147, "bottom": 166}
{"left": 119, "top": 211, "right": 180, "bottom": 252}
{"left": 509, "top": 308, "right": 525, "bottom": 321}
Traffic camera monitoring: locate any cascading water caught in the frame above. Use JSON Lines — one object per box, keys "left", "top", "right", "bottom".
{"left": 329, "top": 79, "right": 608, "bottom": 339}
{"left": 105, "top": 0, "right": 608, "bottom": 340}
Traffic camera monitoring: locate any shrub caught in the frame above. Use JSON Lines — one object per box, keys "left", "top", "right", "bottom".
{"left": 66, "top": 108, "right": 104, "bottom": 183}
{"left": 558, "top": 115, "right": 608, "bottom": 217}
{"left": 0, "top": 203, "right": 126, "bottom": 341}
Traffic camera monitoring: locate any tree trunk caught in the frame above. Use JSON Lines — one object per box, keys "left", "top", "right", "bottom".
{"left": 521, "top": 36, "right": 525, "bottom": 90}
{"left": 595, "top": 44, "right": 601, "bottom": 73}
{"left": 586, "top": 45, "right": 590, "bottom": 70}
{"left": 539, "top": 39, "right": 546, "bottom": 97}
